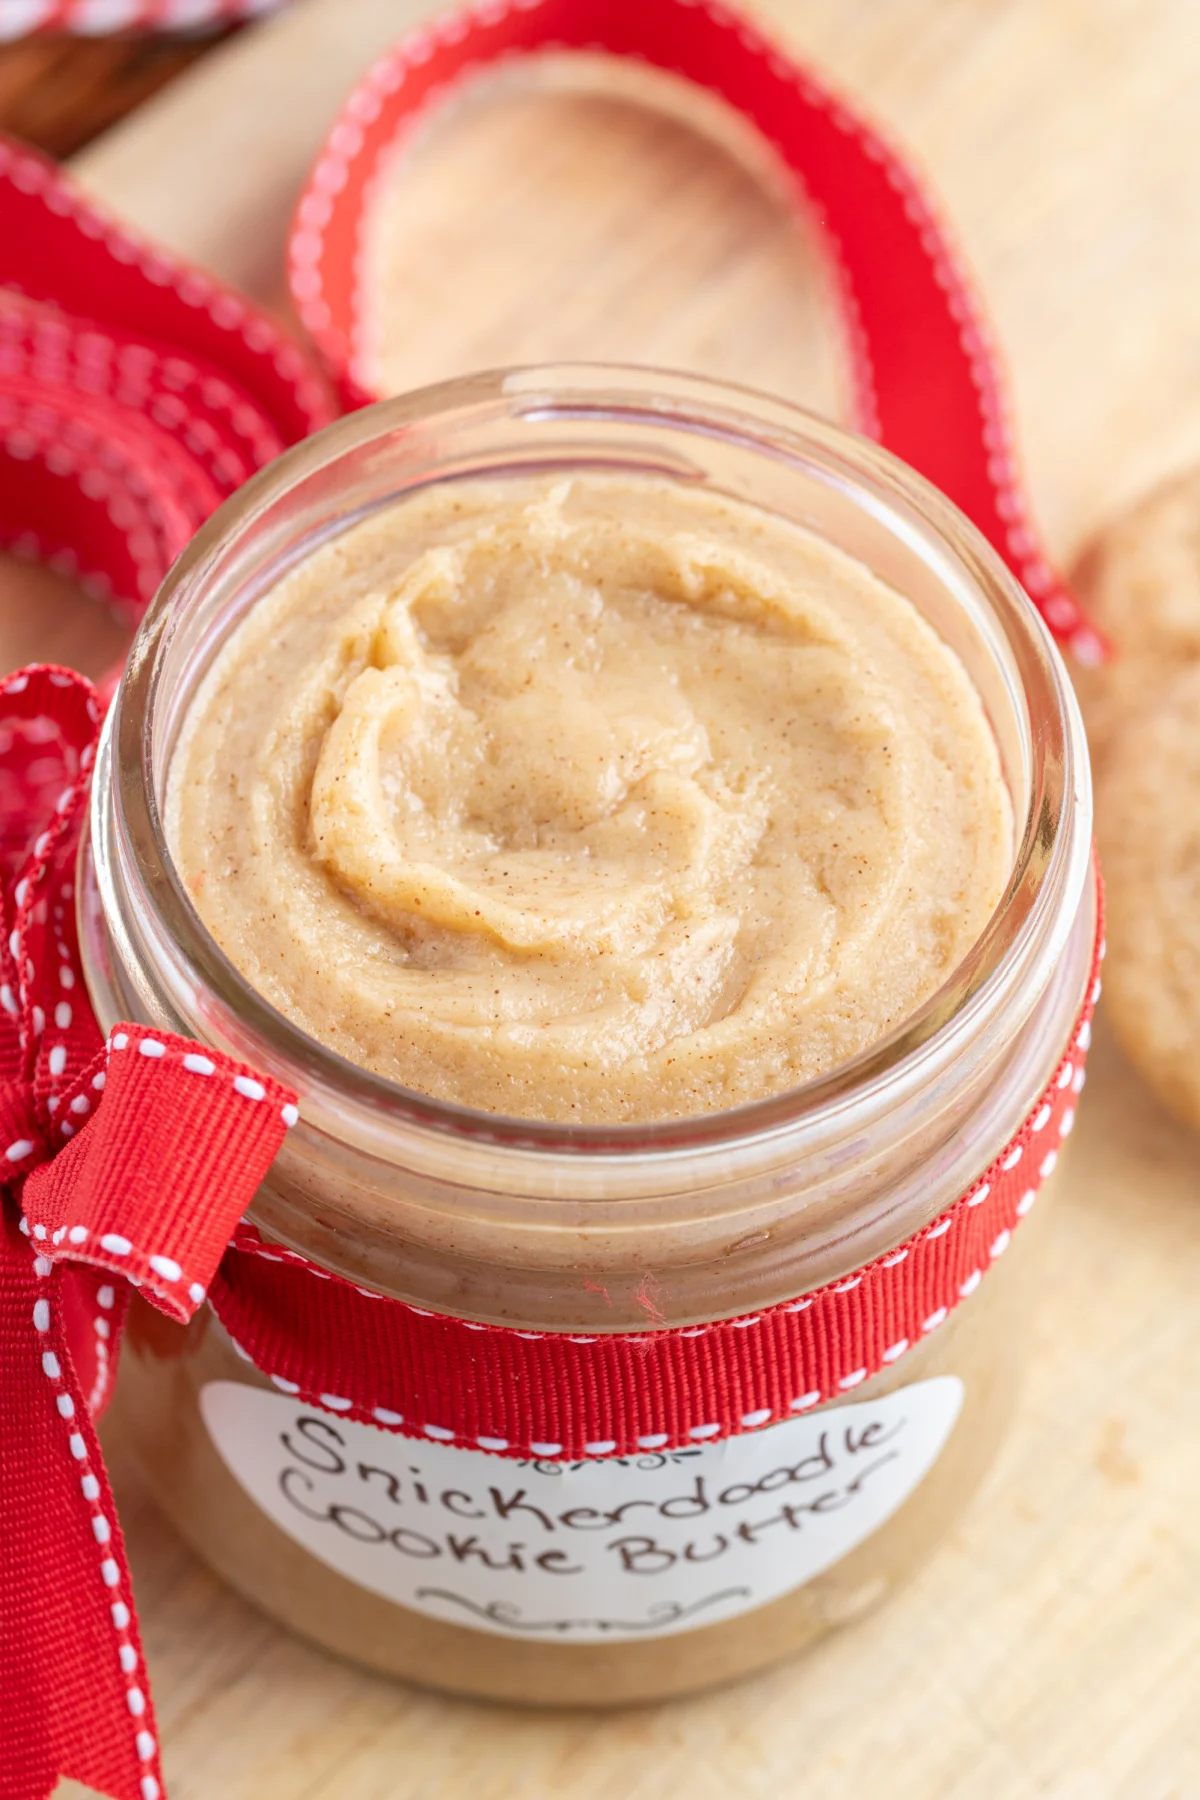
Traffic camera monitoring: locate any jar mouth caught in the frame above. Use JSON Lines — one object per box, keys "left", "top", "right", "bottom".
{"left": 95, "top": 363, "right": 1091, "bottom": 1163}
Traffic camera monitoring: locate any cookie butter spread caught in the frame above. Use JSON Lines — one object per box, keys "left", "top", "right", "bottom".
{"left": 166, "top": 478, "right": 1012, "bottom": 1122}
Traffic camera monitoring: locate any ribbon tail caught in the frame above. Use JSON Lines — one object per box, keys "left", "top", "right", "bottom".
{"left": 0, "top": 1200, "right": 163, "bottom": 1800}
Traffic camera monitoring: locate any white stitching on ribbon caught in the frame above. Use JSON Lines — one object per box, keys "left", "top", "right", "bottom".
{"left": 29, "top": 1249, "right": 161, "bottom": 1798}
{"left": 21, "top": 1032, "right": 299, "bottom": 1309}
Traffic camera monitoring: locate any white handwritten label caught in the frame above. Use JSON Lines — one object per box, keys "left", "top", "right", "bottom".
{"left": 200, "top": 1375, "right": 963, "bottom": 1642}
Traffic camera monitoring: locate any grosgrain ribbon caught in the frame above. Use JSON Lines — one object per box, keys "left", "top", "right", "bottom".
{"left": 288, "top": 0, "right": 1105, "bottom": 663}
{"left": 0, "top": 136, "right": 334, "bottom": 614}
{"left": 0, "top": 139, "right": 322, "bottom": 1800}
{"left": 0, "top": 9, "right": 1104, "bottom": 1793}
{"left": 212, "top": 982, "right": 1096, "bottom": 1458}
{"left": 0, "top": 667, "right": 299, "bottom": 1800}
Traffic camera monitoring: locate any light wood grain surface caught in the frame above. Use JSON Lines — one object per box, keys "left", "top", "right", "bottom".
{"left": 5, "top": 0, "right": 1198, "bottom": 1793}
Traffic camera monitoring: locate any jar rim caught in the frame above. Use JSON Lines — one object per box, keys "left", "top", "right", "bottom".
{"left": 94, "top": 362, "right": 1091, "bottom": 1167}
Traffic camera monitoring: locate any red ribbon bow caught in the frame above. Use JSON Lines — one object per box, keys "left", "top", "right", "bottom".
{"left": 0, "top": 665, "right": 298, "bottom": 1800}
{"left": 0, "top": 138, "right": 322, "bottom": 1800}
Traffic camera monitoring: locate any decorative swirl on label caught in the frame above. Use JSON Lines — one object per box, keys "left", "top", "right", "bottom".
{"left": 413, "top": 1587, "right": 753, "bottom": 1634}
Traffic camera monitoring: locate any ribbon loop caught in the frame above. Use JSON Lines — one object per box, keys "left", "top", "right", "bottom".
{"left": 21, "top": 1024, "right": 297, "bottom": 1325}
{"left": 290, "top": 0, "right": 1107, "bottom": 664}
{"left": 0, "top": 134, "right": 335, "bottom": 614}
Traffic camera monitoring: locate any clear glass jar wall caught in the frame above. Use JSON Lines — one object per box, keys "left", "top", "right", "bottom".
{"left": 82, "top": 368, "right": 1094, "bottom": 1702}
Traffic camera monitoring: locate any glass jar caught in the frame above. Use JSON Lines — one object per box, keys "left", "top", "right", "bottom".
{"left": 80, "top": 366, "right": 1094, "bottom": 1705}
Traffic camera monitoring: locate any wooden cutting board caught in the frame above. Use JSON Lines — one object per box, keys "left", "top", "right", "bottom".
{"left": 5, "top": 0, "right": 1198, "bottom": 1793}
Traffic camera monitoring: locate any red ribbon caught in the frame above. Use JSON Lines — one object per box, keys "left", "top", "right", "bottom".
{"left": 289, "top": 0, "right": 1105, "bottom": 663}
{"left": 0, "top": 667, "right": 298, "bottom": 1800}
{"left": 0, "top": 139, "right": 322, "bottom": 1800}
{"left": 212, "top": 992, "right": 1095, "bottom": 1458}
{"left": 0, "top": 6, "right": 1103, "bottom": 1790}
{"left": 0, "top": 136, "right": 334, "bottom": 617}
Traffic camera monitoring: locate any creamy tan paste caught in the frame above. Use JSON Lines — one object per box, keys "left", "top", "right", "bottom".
{"left": 167, "top": 478, "right": 1011, "bottom": 1122}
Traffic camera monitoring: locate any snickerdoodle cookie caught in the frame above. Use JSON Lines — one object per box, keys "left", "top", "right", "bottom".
{"left": 1096, "top": 663, "right": 1200, "bottom": 1127}
{"left": 1073, "top": 468, "right": 1200, "bottom": 767}
{"left": 1076, "top": 468, "right": 1200, "bottom": 1126}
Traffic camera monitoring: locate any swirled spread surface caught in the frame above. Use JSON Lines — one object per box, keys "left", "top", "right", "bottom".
{"left": 167, "top": 479, "right": 1012, "bottom": 1122}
